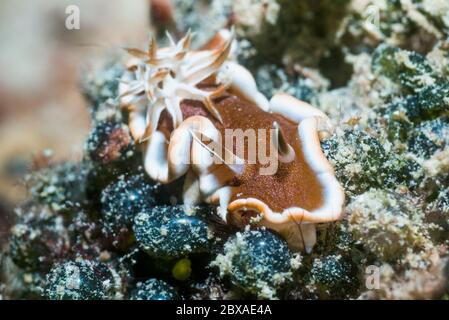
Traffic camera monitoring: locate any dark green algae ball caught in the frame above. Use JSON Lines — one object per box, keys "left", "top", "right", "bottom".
{"left": 44, "top": 260, "right": 121, "bottom": 300}
{"left": 384, "top": 82, "right": 449, "bottom": 140}
{"left": 310, "top": 254, "right": 356, "bottom": 295}
{"left": 133, "top": 205, "right": 212, "bottom": 259}
{"left": 100, "top": 174, "right": 158, "bottom": 237}
{"left": 407, "top": 117, "right": 449, "bottom": 158}
{"left": 130, "top": 279, "right": 179, "bottom": 300}
{"left": 213, "top": 228, "right": 298, "bottom": 299}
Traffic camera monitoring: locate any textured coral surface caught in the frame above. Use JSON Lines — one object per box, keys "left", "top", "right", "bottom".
{"left": 1, "top": 0, "right": 449, "bottom": 300}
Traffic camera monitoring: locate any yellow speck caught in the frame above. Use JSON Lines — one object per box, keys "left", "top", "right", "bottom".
{"left": 172, "top": 258, "right": 192, "bottom": 281}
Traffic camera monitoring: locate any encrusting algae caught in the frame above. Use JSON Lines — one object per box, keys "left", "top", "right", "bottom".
{"left": 1, "top": 0, "right": 449, "bottom": 300}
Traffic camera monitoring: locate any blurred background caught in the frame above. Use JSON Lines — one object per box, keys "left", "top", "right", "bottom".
{"left": 0, "top": 0, "right": 151, "bottom": 231}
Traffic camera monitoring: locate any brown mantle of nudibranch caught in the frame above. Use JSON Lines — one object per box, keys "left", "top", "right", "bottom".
{"left": 119, "top": 29, "right": 345, "bottom": 252}
{"left": 176, "top": 91, "right": 324, "bottom": 214}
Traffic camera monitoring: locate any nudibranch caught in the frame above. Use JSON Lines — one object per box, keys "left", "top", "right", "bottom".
{"left": 119, "top": 29, "right": 345, "bottom": 252}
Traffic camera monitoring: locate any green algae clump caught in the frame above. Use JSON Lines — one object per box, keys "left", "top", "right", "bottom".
{"left": 213, "top": 228, "right": 300, "bottom": 299}
{"left": 100, "top": 174, "right": 158, "bottom": 241}
{"left": 133, "top": 205, "right": 212, "bottom": 259}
